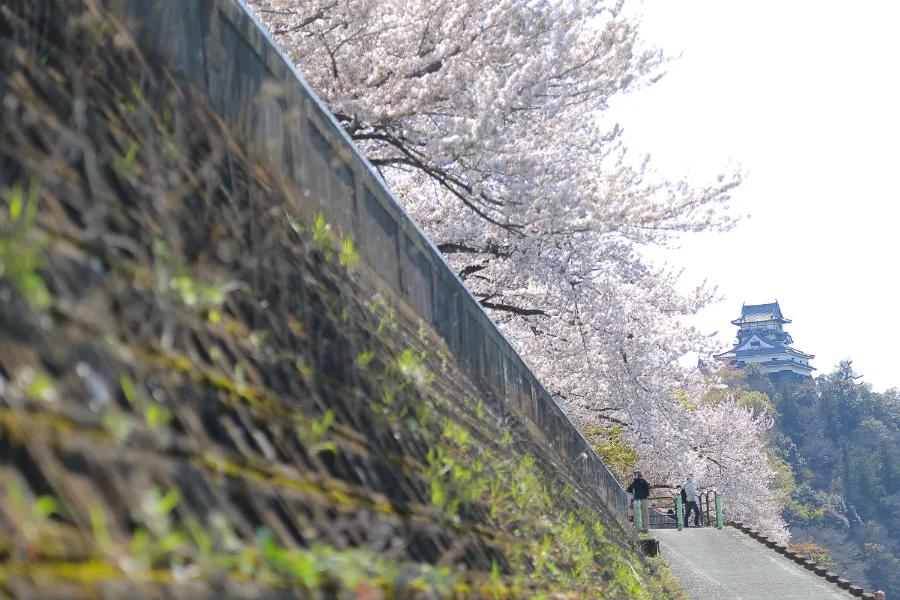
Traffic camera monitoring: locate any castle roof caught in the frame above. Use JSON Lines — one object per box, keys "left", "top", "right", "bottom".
{"left": 713, "top": 346, "right": 815, "bottom": 360}
{"left": 730, "top": 301, "right": 791, "bottom": 326}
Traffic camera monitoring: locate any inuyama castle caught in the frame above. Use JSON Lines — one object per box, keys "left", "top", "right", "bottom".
{"left": 714, "top": 301, "right": 815, "bottom": 381}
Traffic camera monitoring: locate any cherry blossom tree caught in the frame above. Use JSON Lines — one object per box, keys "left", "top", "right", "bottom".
{"left": 689, "top": 400, "right": 789, "bottom": 543}
{"left": 249, "top": 0, "right": 787, "bottom": 538}
{"left": 617, "top": 374, "right": 789, "bottom": 542}
{"left": 251, "top": 0, "right": 737, "bottom": 416}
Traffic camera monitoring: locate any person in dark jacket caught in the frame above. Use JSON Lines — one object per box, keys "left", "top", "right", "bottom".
{"left": 626, "top": 470, "right": 651, "bottom": 532}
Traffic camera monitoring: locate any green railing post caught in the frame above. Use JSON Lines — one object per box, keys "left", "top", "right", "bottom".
{"left": 676, "top": 494, "right": 683, "bottom": 531}
{"left": 715, "top": 492, "right": 724, "bottom": 529}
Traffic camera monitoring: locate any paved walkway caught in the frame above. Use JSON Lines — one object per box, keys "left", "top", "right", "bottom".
{"left": 655, "top": 528, "right": 852, "bottom": 599}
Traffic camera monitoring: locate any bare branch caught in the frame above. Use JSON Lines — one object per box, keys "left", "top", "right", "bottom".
{"left": 480, "top": 300, "right": 546, "bottom": 316}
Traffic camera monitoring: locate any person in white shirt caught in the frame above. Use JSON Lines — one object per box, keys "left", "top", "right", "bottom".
{"left": 682, "top": 473, "right": 701, "bottom": 528}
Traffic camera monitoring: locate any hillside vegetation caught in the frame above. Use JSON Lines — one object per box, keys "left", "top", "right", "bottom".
{"left": 718, "top": 362, "right": 900, "bottom": 596}
{"left": 0, "top": 1, "right": 686, "bottom": 598}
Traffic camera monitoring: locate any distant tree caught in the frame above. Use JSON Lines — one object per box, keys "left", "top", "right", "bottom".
{"left": 818, "top": 361, "right": 874, "bottom": 441}
{"left": 874, "top": 387, "right": 900, "bottom": 426}
{"left": 880, "top": 439, "right": 899, "bottom": 496}
{"left": 846, "top": 446, "right": 887, "bottom": 518}
{"left": 742, "top": 362, "right": 776, "bottom": 398}
{"left": 737, "top": 390, "right": 777, "bottom": 419}
{"left": 862, "top": 543, "right": 900, "bottom": 596}
{"left": 700, "top": 363, "right": 776, "bottom": 417}
{"left": 776, "top": 386, "right": 804, "bottom": 439}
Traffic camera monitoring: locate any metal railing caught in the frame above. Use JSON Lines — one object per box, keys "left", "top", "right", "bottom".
{"left": 699, "top": 490, "right": 716, "bottom": 527}
{"left": 646, "top": 496, "right": 679, "bottom": 530}
{"left": 638, "top": 490, "right": 724, "bottom": 531}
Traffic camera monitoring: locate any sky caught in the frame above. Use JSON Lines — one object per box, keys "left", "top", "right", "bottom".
{"left": 607, "top": 0, "right": 900, "bottom": 391}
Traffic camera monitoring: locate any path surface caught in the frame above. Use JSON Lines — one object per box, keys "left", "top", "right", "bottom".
{"left": 655, "top": 528, "right": 852, "bottom": 600}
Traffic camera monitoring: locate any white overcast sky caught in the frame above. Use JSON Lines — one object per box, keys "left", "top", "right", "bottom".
{"left": 608, "top": 0, "right": 900, "bottom": 391}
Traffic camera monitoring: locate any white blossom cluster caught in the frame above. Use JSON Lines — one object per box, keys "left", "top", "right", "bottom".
{"left": 671, "top": 396, "right": 789, "bottom": 544}
{"left": 250, "top": 0, "right": 785, "bottom": 540}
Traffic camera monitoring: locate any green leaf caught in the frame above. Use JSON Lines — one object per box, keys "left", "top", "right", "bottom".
{"left": 120, "top": 375, "right": 138, "bottom": 405}
{"left": 309, "top": 441, "right": 338, "bottom": 455}
{"left": 311, "top": 410, "right": 335, "bottom": 439}
{"left": 203, "top": 284, "right": 226, "bottom": 306}
{"left": 25, "top": 374, "right": 55, "bottom": 401}
{"left": 90, "top": 505, "right": 111, "bottom": 552}
{"left": 431, "top": 478, "right": 446, "bottom": 508}
{"left": 356, "top": 349, "right": 376, "bottom": 367}
{"left": 8, "top": 180, "right": 24, "bottom": 222}
{"left": 144, "top": 403, "right": 173, "bottom": 431}
{"left": 130, "top": 79, "right": 143, "bottom": 104}
{"left": 156, "top": 530, "right": 189, "bottom": 555}
{"left": 312, "top": 214, "right": 330, "bottom": 245}
{"left": 21, "top": 271, "right": 51, "bottom": 311}
{"left": 292, "top": 552, "right": 318, "bottom": 587}
{"left": 339, "top": 237, "right": 360, "bottom": 269}
{"left": 185, "top": 516, "right": 212, "bottom": 557}
{"left": 156, "top": 488, "right": 181, "bottom": 516}
{"left": 32, "top": 495, "right": 64, "bottom": 520}
{"left": 122, "top": 144, "right": 138, "bottom": 168}
{"left": 131, "top": 527, "right": 153, "bottom": 567}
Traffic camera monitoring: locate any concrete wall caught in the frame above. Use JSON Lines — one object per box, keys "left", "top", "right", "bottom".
{"left": 102, "top": 0, "right": 629, "bottom": 520}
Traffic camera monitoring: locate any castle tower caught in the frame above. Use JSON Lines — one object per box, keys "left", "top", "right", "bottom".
{"left": 713, "top": 301, "right": 815, "bottom": 381}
